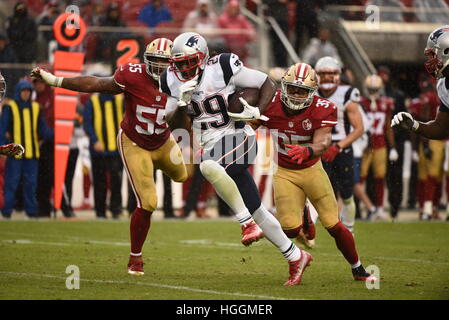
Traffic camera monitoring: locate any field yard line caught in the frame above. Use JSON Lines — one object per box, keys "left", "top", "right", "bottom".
{"left": 0, "top": 271, "right": 298, "bottom": 300}
{"left": 1, "top": 239, "right": 129, "bottom": 247}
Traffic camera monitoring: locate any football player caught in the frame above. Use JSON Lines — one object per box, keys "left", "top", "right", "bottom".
{"left": 314, "top": 57, "right": 365, "bottom": 233}
{"left": 30, "top": 38, "right": 188, "bottom": 276}
{"left": 0, "top": 71, "right": 25, "bottom": 158}
{"left": 162, "top": 32, "right": 311, "bottom": 286}
{"left": 360, "top": 74, "right": 397, "bottom": 220}
{"left": 252, "top": 62, "right": 376, "bottom": 282}
{"left": 392, "top": 25, "right": 449, "bottom": 140}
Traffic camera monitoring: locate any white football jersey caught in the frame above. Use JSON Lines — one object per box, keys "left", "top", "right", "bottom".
{"left": 161, "top": 53, "right": 266, "bottom": 150}
{"left": 318, "top": 85, "right": 361, "bottom": 142}
{"left": 437, "top": 77, "right": 449, "bottom": 110}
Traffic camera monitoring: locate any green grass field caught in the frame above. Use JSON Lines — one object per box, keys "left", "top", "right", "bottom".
{"left": 1, "top": 219, "right": 449, "bottom": 300}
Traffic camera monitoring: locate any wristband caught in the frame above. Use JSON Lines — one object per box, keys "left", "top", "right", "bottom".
{"left": 307, "top": 146, "right": 314, "bottom": 159}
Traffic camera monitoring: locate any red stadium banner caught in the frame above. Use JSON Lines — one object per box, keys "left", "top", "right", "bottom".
{"left": 52, "top": 13, "right": 86, "bottom": 210}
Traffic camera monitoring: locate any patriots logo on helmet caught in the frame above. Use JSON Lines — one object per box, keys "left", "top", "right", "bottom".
{"left": 185, "top": 35, "right": 200, "bottom": 50}
{"left": 430, "top": 28, "right": 449, "bottom": 42}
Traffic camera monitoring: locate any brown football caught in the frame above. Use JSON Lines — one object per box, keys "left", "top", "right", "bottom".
{"left": 227, "top": 88, "right": 260, "bottom": 113}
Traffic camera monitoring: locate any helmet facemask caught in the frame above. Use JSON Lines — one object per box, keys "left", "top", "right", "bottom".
{"left": 170, "top": 52, "right": 206, "bottom": 82}
{"left": 281, "top": 81, "right": 317, "bottom": 110}
{"left": 317, "top": 70, "right": 340, "bottom": 91}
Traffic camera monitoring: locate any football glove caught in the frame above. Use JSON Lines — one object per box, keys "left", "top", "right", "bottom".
{"left": 227, "top": 97, "right": 269, "bottom": 121}
{"left": 391, "top": 112, "right": 419, "bottom": 131}
{"left": 0, "top": 143, "right": 24, "bottom": 158}
{"left": 285, "top": 144, "right": 312, "bottom": 165}
{"left": 30, "top": 67, "right": 63, "bottom": 87}
{"left": 177, "top": 79, "right": 197, "bottom": 107}
{"left": 321, "top": 143, "right": 340, "bottom": 162}
{"left": 389, "top": 148, "right": 399, "bottom": 161}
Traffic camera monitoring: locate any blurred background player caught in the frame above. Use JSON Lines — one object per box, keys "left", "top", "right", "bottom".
{"left": 314, "top": 56, "right": 364, "bottom": 234}
{"left": 31, "top": 38, "right": 188, "bottom": 276}
{"left": 252, "top": 62, "right": 375, "bottom": 282}
{"left": 360, "top": 74, "right": 398, "bottom": 220}
{"left": 162, "top": 32, "right": 311, "bottom": 286}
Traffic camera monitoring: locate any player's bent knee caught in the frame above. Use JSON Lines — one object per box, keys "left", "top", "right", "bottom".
{"left": 199, "top": 160, "right": 225, "bottom": 183}
{"left": 141, "top": 194, "right": 158, "bottom": 212}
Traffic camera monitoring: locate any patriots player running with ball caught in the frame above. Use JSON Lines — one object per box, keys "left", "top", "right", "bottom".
{"left": 392, "top": 25, "right": 449, "bottom": 221}
{"left": 162, "top": 32, "right": 311, "bottom": 286}
{"left": 31, "top": 38, "right": 188, "bottom": 276}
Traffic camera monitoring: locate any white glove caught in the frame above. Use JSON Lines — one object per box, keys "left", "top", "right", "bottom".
{"left": 227, "top": 97, "right": 269, "bottom": 121}
{"left": 391, "top": 112, "right": 419, "bottom": 131}
{"left": 30, "top": 67, "right": 63, "bottom": 87}
{"left": 389, "top": 148, "right": 399, "bottom": 161}
{"left": 412, "top": 151, "right": 419, "bottom": 162}
{"left": 177, "top": 79, "right": 197, "bottom": 107}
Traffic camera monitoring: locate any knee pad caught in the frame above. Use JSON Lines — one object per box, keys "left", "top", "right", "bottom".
{"left": 200, "top": 160, "right": 226, "bottom": 184}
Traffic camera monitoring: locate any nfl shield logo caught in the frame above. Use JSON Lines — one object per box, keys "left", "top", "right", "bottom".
{"left": 302, "top": 119, "right": 312, "bottom": 130}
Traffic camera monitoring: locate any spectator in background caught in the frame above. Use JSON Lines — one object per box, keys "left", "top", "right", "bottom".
{"left": 138, "top": 0, "right": 172, "bottom": 28}
{"left": 302, "top": 26, "right": 341, "bottom": 68}
{"left": 218, "top": 0, "right": 256, "bottom": 64}
{"left": 83, "top": 92, "right": 124, "bottom": 219}
{"left": 378, "top": 65, "right": 407, "bottom": 220}
{"left": 294, "top": 0, "right": 324, "bottom": 54}
{"left": 263, "top": 0, "right": 289, "bottom": 68}
{"left": 0, "top": 80, "right": 53, "bottom": 219}
{"left": 39, "top": 1, "right": 60, "bottom": 44}
{"left": 33, "top": 75, "right": 76, "bottom": 218}
{"left": 96, "top": 3, "right": 128, "bottom": 63}
{"left": 6, "top": 2, "right": 37, "bottom": 63}
{"left": 0, "top": 33, "right": 18, "bottom": 98}
{"left": 183, "top": 0, "right": 226, "bottom": 55}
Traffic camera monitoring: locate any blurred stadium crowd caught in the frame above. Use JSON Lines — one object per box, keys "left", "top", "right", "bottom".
{"left": 0, "top": 0, "right": 449, "bottom": 221}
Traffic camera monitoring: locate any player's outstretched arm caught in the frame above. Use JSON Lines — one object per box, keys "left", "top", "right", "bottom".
{"left": 392, "top": 110, "right": 449, "bottom": 140}
{"left": 338, "top": 101, "right": 364, "bottom": 149}
{"left": 257, "top": 77, "right": 277, "bottom": 114}
{"left": 30, "top": 67, "right": 123, "bottom": 94}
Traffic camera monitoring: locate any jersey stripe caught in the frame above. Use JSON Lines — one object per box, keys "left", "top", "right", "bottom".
{"left": 219, "top": 53, "right": 233, "bottom": 85}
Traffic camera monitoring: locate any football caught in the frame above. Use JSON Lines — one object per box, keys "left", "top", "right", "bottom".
{"left": 227, "top": 88, "right": 260, "bottom": 113}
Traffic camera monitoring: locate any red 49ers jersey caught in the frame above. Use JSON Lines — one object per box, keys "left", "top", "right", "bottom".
{"left": 360, "top": 96, "right": 394, "bottom": 149}
{"left": 259, "top": 90, "right": 337, "bottom": 170}
{"left": 114, "top": 63, "right": 170, "bottom": 150}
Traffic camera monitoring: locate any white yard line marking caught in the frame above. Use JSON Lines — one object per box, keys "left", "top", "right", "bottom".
{"left": 0, "top": 271, "right": 298, "bottom": 300}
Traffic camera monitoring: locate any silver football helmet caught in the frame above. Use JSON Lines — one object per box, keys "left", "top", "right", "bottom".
{"left": 169, "top": 32, "right": 209, "bottom": 82}
{"left": 0, "top": 71, "right": 6, "bottom": 101}
{"left": 314, "top": 56, "right": 341, "bottom": 91}
{"left": 424, "top": 25, "right": 449, "bottom": 79}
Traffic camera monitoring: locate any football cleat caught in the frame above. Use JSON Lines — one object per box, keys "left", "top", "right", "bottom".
{"left": 284, "top": 251, "right": 313, "bottom": 286}
{"left": 127, "top": 255, "right": 144, "bottom": 276}
{"left": 352, "top": 265, "right": 377, "bottom": 282}
{"left": 241, "top": 221, "right": 264, "bottom": 246}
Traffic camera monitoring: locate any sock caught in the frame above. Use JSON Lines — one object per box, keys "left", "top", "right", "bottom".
{"left": 374, "top": 178, "right": 384, "bottom": 207}
{"left": 130, "top": 208, "right": 152, "bottom": 255}
{"left": 253, "top": 205, "right": 301, "bottom": 261}
{"left": 327, "top": 221, "right": 359, "bottom": 265}
{"left": 341, "top": 196, "right": 356, "bottom": 233}
{"left": 417, "top": 179, "right": 425, "bottom": 209}
{"left": 200, "top": 160, "right": 252, "bottom": 225}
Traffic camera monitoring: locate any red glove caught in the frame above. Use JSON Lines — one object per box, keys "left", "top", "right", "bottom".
{"left": 285, "top": 144, "right": 312, "bottom": 165}
{"left": 321, "top": 143, "right": 340, "bottom": 162}
{"left": 0, "top": 143, "right": 24, "bottom": 158}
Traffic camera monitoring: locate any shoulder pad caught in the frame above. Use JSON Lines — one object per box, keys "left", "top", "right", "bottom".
{"left": 219, "top": 53, "right": 244, "bottom": 85}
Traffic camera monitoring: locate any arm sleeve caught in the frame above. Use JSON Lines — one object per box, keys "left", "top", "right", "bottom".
{"left": 0, "top": 106, "right": 11, "bottom": 145}
{"left": 82, "top": 100, "right": 98, "bottom": 144}
{"left": 232, "top": 67, "right": 268, "bottom": 89}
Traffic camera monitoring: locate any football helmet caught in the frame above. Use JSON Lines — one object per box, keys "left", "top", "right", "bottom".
{"left": 143, "top": 38, "right": 173, "bottom": 81}
{"left": 424, "top": 25, "right": 449, "bottom": 79}
{"left": 315, "top": 56, "right": 341, "bottom": 91}
{"left": 169, "top": 32, "right": 209, "bottom": 82}
{"left": 0, "top": 72, "right": 5, "bottom": 101}
{"left": 281, "top": 63, "right": 318, "bottom": 111}
{"left": 364, "top": 74, "right": 383, "bottom": 99}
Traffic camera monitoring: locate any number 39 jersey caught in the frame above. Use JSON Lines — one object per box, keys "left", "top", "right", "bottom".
{"left": 160, "top": 53, "right": 255, "bottom": 150}
{"left": 113, "top": 63, "right": 170, "bottom": 151}
{"left": 258, "top": 90, "right": 337, "bottom": 170}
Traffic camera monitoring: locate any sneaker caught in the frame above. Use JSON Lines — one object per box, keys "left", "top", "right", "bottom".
{"left": 352, "top": 265, "right": 377, "bottom": 282}
{"left": 127, "top": 255, "right": 144, "bottom": 276}
{"left": 284, "top": 251, "right": 313, "bottom": 286}
{"left": 241, "top": 221, "right": 264, "bottom": 246}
